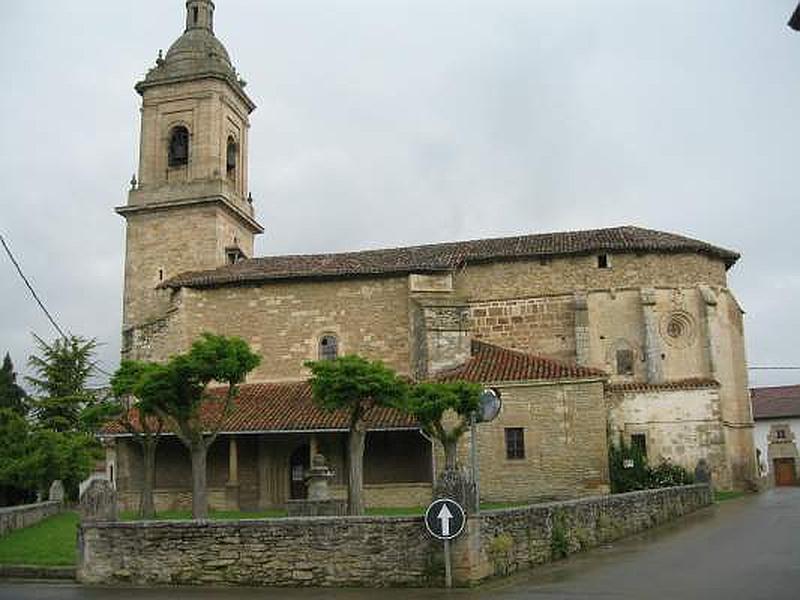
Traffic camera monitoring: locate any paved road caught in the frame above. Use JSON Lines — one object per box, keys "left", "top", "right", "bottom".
{"left": 2, "top": 488, "right": 798, "bottom": 600}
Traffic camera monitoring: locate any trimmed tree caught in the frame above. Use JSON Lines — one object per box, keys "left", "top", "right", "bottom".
{"left": 305, "top": 355, "right": 406, "bottom": 516}
{"left": 406, "top": 381, "right": 482, "bottom": 471}
{"left": 124, "top": 333, "right": 260, "bottom": 519}
{"left": 110, "top": 361, "right": 165, "bottom": 519}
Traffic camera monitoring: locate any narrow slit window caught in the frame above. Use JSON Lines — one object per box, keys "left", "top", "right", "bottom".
{"left": 319, "top": 335, "right": 338, "bottom": 361}
{"left": 193, "top": 7, "right": 199, "bottom": 24}
{"left": 505, "top": 428, "right": 525, "bottom": 460}
{"left": 597, "top": 254, "right": 610, "bottom": 269}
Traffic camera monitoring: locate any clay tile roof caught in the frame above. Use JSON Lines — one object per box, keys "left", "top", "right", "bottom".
{"left": 607, "top": 378, "right": 720, "bottom": 394}
{"left": 101, "top": 380, "right": 418, "bottom": 436}
{"left": 434, "top": 340, "right": 606, "bottom": 384}
{"left": 161, "top": 225, "right": 740, "bottom": 289}
{"left": 751, "top": 385, "right": 800, "bottom": 420}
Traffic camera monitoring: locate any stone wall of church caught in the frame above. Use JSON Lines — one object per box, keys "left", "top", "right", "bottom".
{"left": 607, "top": 384, "right": 729, "bottom": 488}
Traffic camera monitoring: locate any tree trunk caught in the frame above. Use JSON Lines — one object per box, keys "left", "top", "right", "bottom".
{"left": 190, "top": 443, "right": 209, "bottom": 519}
{"left": 443, "top": 437, "right": 459, "bottom": 471}
{"left": 347, "top": 422, "right": 367, "bottom": 516}
{"left": 139, "top": 438, "right": 157, "bottom": 519}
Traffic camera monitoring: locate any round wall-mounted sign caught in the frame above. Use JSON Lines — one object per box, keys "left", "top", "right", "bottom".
{"left": 476, "top": 388, "right": 502, "bottom": 423}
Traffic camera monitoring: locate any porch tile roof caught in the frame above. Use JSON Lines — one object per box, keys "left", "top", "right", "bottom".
{"left": 102, "top": 380, "right": 418, "bottom": 435}
{"left": 751, "top": 385, "right": 800, "bottom": 420}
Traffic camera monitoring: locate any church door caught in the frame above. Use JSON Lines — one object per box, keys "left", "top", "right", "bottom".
{"left": 289, "top": 444, "right": 310, "bottom": 499}
{"left": 774, "top": 458, "right": 797, "bottom": 486}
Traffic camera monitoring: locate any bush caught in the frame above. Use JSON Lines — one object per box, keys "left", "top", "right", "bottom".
{"left": 609, "top": 434, "right": 693, "bottom": 493}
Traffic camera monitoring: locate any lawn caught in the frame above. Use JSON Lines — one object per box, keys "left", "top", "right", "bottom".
{"left": 0, "top": 511, "right": 78, "bottom": 566}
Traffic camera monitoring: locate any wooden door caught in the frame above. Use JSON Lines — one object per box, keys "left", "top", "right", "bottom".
{"left": 774, "top": 459, "right": 796, "bottom": 486}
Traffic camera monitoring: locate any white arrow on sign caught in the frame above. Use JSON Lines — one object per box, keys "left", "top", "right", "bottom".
{"left": 437, "top": 503, "right": 453, "bottom": 537}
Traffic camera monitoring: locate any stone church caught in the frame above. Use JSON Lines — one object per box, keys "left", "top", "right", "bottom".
{"left": 105, "top": 1, "right": 757, "bottom": 512}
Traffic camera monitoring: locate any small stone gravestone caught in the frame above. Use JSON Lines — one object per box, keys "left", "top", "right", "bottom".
{"left": 79, "top": 480, "right": 118, "bottom": 523}
{"left": 49, "top": 479, "right": 65, "bottom": 503}
{"left": 694, "top": 458, "right": 712, "bottom": 485}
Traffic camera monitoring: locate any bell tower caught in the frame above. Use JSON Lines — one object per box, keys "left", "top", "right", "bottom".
{"left": 117, "top": 0, "right": 263, "bottom": 339}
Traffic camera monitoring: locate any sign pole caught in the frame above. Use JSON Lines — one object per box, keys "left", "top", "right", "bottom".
{"left": 470, "top": 412, "right": 480, "bottom": 514}
{"left": 443, "top": 538, "right": 452, "bottom": 589}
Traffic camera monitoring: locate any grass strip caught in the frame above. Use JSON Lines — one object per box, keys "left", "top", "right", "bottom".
{"left": 0, "top": 512, "right": 78, "bottom": 567}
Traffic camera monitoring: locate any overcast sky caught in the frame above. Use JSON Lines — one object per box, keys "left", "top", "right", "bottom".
{"left": 1, "top": 0, "right": 799, "bottom": 390}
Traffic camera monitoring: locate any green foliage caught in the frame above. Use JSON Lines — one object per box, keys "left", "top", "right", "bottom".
{"left": 406, "top": 381, "right": 482, "bottom": 438}
{"left": 550, "top": 509, "right": 570, "bottom": 560}
{"left": 609, "top": 434, "right": 694, "bottom": 493}
{"left": 0, "top": 409, "right": 99, "bottom": 503}
{"left": 26, "top": 334, "right": 115, "bottom": 433}
{"left": 121, "top": 333, "right": 261, "bottom": 442}
{"left": 0, "top": 511, "right": 79, "bottom": 566}
{"left": 0, "top": 353, "right": 28, "bottom": 416}
{"left": 305, "top": 355, "right": 407, "bottom": 421}
{"left": 486, "top": 533, "right": 514, "bottom": 575}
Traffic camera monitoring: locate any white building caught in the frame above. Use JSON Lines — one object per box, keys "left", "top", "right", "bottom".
{"left": 751, "top": 385, "right": 800, "bottom": 486}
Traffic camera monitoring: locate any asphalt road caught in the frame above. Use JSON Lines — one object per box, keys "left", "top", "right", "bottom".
{"left": 2, "top": 488, "right": 798, "bottom": 600}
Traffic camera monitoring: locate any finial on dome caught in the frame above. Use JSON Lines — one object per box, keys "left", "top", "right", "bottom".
{"left": 186, "top": 0, "right": 215, "bottom": 34}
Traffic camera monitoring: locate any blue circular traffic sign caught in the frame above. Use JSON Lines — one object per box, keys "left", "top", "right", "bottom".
{"left": 424, "top": 498, "right": 466, "bottom": 541}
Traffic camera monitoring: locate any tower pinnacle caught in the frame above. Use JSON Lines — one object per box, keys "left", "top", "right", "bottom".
{"left": 186, "top": 0, "right": 215, "bottom": 33}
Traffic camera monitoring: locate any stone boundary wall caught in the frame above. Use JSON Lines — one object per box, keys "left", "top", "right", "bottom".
{"left": 78, "top": 485, "right": 711, "bottom": 587}
{"left": 0, "top": 501, "right": 62, "bottom": 537}
{"left": 457, "top": 484, "right": 712, "bottom": 583}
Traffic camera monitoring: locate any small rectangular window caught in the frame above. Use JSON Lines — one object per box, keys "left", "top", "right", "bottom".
{"left": 505, "top": 428, "right": 525, "bottom": 460}
{"left": 776, "top": 429, "right": 786, "bottom": 440}
{"left": 616, "top": 349, "right": 634, "bottom": 376}
{"left": 631, "top": 433, "right": 647, "bottom": 458}
{"left": 597, "top": 254, "right": 610, "bottom": 269}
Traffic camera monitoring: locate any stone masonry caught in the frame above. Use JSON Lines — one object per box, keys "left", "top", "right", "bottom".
{"left": 77, "top": 484, "right": 711, "bottom": 587}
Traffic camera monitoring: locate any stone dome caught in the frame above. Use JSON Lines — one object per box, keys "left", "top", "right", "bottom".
{"left": 162, "top": 28, "right": 233, "bottom": 76}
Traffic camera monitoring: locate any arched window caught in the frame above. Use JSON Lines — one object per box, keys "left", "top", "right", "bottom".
{"left": 319, "top": 335, "right": 338, "bottom": 361}
{"left": 226, "top": 136, "right": 238, "bottom": 180}
{"left": 168, "top": 126, "right": 189, "bottom": 167}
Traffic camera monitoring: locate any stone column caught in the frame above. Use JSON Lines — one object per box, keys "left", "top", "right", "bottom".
{"left": 640, "top": 288, "right": 664, "bottom": 384}
{"left": 573, "top": 292, "right": 590, "bottom": 367}
{"left": 226, "top": 436, "right": 240, "bottom": 511}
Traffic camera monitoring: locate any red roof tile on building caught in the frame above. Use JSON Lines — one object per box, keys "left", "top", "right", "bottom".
{"left": 434, "top": 340, "right": 605, "bottom": 384}
{"left": 102, "top": 380, "right": 418, "bottom": 435}
{"left": 751, "top": 385, "right": 800, "bottom": 420}
{"left": 161, "top": 226, "right": 740, "bottom": 289}
{"left": 607, "top": 378, "right": 720, "bottom": 394}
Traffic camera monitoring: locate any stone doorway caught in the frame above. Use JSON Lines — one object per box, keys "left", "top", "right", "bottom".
{"left": 289, "top": 444, "right": 310, "bottom": 499}
{"left": 774, "top": 458, "right": 797, "bottom": 486}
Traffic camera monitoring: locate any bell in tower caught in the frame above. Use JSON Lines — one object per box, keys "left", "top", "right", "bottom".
{"left": 116, "top": 1, "right": 264, "bottom": 344}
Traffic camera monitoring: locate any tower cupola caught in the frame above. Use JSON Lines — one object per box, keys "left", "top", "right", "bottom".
{"left": 186, "top": 0, "right": 215, "bottom": 33}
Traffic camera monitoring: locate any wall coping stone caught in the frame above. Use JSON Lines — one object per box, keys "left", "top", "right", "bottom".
{"left": 0, "top": 501, "right": 62, "bottom": 516}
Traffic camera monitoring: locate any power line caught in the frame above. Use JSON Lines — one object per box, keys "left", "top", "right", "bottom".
{"left": 748, "top": 366, "right": 800, "bottom": 371}
{"left": 0, "top": 232, "right": 68, "bottom": 340}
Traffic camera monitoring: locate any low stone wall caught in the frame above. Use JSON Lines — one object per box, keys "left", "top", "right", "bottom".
{"left": 0, "top": 501, "right": 62, "bottom": 537}
{"left": 78, "top": 484, "right": 711, "bottom": 587}
{"left": 455, "top": 484, "right": 712, "bottom": 583}
{"left": 78, "top": 516, "right": 440, "bottom": 586}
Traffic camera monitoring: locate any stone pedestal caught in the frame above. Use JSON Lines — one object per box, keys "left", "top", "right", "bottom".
{"left": 79, "top": 480, "right": 118, "bottom": 523}
{"left": 49, "top": 480, "right": 65, "bottom": 503}
{"left": 434, "top": 468, "right": 477, "bottom": 514}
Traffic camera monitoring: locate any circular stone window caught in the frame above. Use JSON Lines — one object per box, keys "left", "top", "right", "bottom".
{"left": 660, "top": 311, "right": 697, "bottom": 348}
